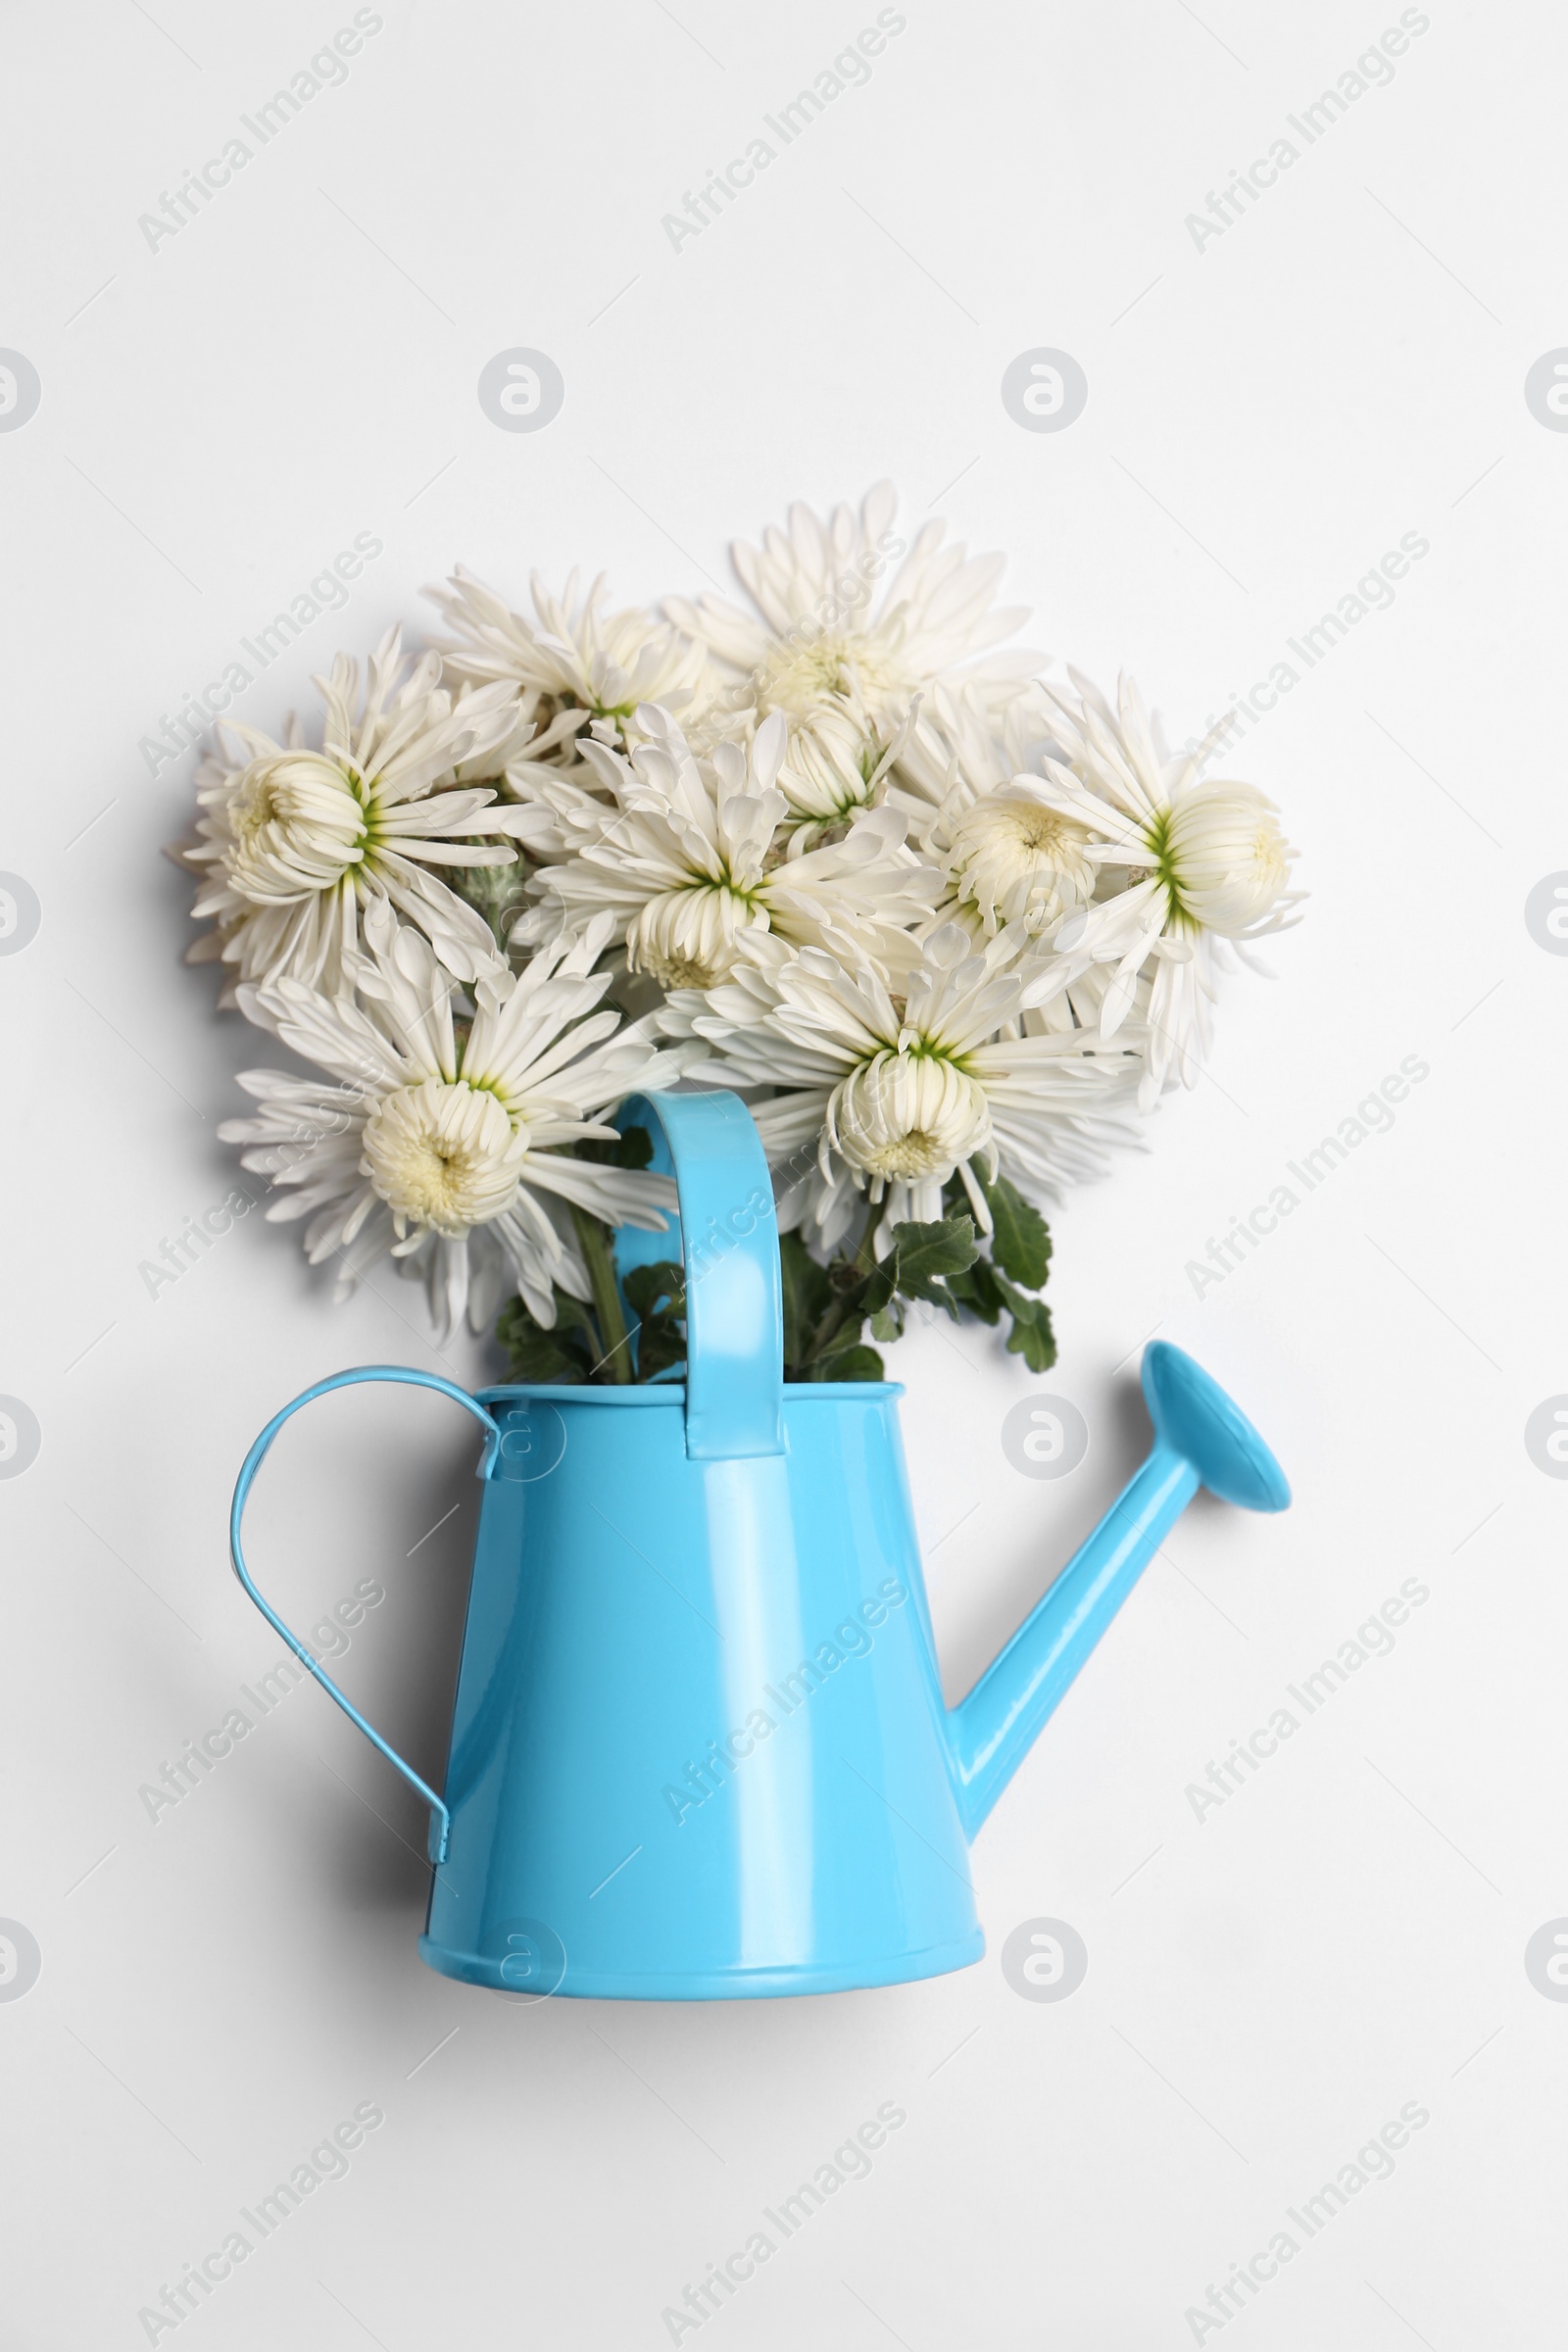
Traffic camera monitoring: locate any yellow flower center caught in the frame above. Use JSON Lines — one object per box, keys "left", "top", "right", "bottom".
{"left": 362, "top": 1078, "right": 524, "bottom": 1236}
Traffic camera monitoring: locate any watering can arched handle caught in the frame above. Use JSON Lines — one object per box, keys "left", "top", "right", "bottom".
{"left": 618, "top": 1091, "right": 786, "bottom": 1460}
{"left": 228, "top": 1365, "right": 501, "bottom": 1864}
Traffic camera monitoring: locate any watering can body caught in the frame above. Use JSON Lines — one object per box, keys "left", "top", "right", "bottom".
{"left": 229, "top": 1090, "right": 1290, "bottom": 2001}
{"left": 427, "top": 1379, "right": 979, "bottom": 1997}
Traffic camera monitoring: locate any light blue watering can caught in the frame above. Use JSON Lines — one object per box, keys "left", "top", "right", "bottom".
{"left": 229, "top": 1091, "right": 1289, "bottom": 2000}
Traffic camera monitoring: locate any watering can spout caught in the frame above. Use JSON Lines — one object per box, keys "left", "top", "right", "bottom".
{"left": 943, "top": 1344, "right": 1290, "bottom": 1838}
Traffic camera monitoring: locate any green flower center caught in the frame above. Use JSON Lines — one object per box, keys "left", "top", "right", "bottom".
{"left": 1141, "top": 806, "right": 1199, "bottom": 934}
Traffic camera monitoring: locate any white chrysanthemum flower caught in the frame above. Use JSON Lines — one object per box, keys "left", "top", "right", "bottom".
{"left": 1028, "top": 672, "right": 1301, "bottom": 1105}
{"left": 881, "top": 687, "right": 1102, "bottom": 1003}
{"left": 477, "top": 757, "right": 622, "bottom": 875}
{"left": 666, "top": 483, "right": 1042, "bottom": 769}
{"left": 898, "top": 689, "right": 1094, "bottom": 941}
{"left": 516, "top": 707, "right": 938, "bottom": 989}
{"left": 770, "top": 692, "right": 909, "bottom": 846}
{"left": 664, "top": 922, "right": 1141, "bottom": 1253}
{"left": 217, "top": 905, "right": 678, "bottom": 1336}
{"left": 426, "top": 566, "right": 715, "bottom": 765}
{"left": 937, "top": 791, "right": 1097, "bottom": 937}
{"left": 890, "top": 677, "right": 1053, "bottom": 809}
{"left": 495, "top": 689, "right": 908, "bottom": 877}
{"left": 172, "top": 628, "right": 527, "bottom": 1000}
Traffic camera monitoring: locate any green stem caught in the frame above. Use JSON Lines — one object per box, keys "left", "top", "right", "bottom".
{"left": 807, "top": 1294, "right": 858, "bottom": 1363}
{"left": 808, "top": 1236, "right": 880, "bottom": 1366}
{"left": 571, "top": 1205, "right": 634, "bottom": 1384}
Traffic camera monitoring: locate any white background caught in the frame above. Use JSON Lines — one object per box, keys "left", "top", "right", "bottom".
{"left": 2, "top": 1, "right": 1564, "bottom": 2344}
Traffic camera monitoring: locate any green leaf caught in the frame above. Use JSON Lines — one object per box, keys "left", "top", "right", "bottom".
{"left": 1005, "top": 1306, "right": 1056, "bottom": 1373}
{"left": 860, "top": 1251, "right": 899, "bottom": 1317}
{"left": 550, "top": 1287, "right": 601, "bottom": 1341}
{"left": 981, "top": 1172, "right": 1053, "bottom": 1291}
{"left": 612, "top": 1122, "right": 655, "bottom": 1171}
{"left": 992, "top": 1273, "right": 1057, "bottom": 1373}
{"left": 868, "top": 1304, "right": 903, "bottom": 1343}
{"left": 807, "top": 1242, "right": 897, "bottom": 1355}
{"left": 578, "top": 1120, "right": 655, "bottom": 1169}
{"left": 636, "top": 1318, "right": 687, "bottom": 1382}
{"left": 621, "top": 1259, "right": 685, "bottom": 1320}
{"left": 779, "top": 1231, "right": 834, "bottom": 1372}
{"left": 808, "top": 1342, "right": 886, "bottom": 1383}
{"left": 888, "top": 1216, "right": 978, "bottom": 1301}
{"left": 622, "top": 1258, "right": 687, "bottom": 1381}
{"left": 496, "top": 1297, "right": 594, "bottom": 1385}
{"left": 942, "top": 1261, "right": 1005, "bottom": 1327}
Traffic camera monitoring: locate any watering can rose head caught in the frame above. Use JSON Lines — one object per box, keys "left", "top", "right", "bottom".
{"left": 179, "top": 485, "right": 1300, "bottom": 1379}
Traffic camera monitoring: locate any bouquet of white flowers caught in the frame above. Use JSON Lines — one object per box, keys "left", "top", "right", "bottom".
{"left": 171, "top": 485, "right": 1300, "bottom": 1386}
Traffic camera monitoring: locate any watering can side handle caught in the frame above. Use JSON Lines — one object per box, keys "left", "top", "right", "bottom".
{"left": 227, "top": 1365, "right": 502, "bottom": 1865}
